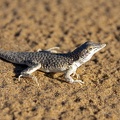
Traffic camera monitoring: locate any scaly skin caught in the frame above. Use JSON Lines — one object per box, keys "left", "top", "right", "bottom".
{"left": 0, "top": 41, "right": 106, "bottom": 85}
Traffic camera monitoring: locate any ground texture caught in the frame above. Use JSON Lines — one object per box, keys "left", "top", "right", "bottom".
{"left": 0, "top": 0, "right": 120, "bottom": 120}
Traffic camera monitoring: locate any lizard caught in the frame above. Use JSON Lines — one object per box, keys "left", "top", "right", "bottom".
{"left": 0, "top": 41, "right": 106, "bottom": 85}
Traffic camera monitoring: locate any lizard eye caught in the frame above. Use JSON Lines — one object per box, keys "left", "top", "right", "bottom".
{"left": 89, "top": 47, "right": 93, "bottom": 51}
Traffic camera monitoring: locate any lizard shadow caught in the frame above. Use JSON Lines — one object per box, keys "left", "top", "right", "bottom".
{"left": 0, "top": 58, "right": 68, "bottom": 83}
{"left": 13, "top": 64, "right": 27, "bottom": 78}
{"left": 0, "top": 58, "right": 26, "bottom": 82}
{"left": 13, "top": 64, "right": 67, "bottom": 83}
{"left": 0, "top": 58, "right": 26, "bottom": 77}
{"left": 44, "top": 72, "right": 68, "bottom": 83}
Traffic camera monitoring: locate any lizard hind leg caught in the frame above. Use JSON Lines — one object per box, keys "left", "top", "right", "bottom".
{"left": 18, "top": 64, "right": 41, "bottom": 86}
{"left": 47, "top": 47, "right": 60, "bottom": 53}
{"left": 37, "top": 47, "right": 60, "bottom": 53}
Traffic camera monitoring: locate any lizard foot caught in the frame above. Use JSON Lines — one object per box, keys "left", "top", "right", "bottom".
{"left": 65, "top": 76, "right": 84, "bottom": 85}
{"left": 72, "top": 72, "right": 80, "bottom": 79}
{"left": 18, "top": 74, "right": 39, "bottom": 86}
{"left": 73, "top": 80, "right": 84, "bottom": 85}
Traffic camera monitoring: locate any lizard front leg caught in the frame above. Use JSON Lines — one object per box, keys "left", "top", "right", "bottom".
{"left": 65, "top": 66, "right": 84, "bottom": 85}
{"left": 18, "top": 64, "right": 41, "bottom": 86}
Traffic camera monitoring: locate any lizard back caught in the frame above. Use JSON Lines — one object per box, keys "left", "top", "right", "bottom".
{"left": 0, "top": 50, "right": 75, "bottom": 72}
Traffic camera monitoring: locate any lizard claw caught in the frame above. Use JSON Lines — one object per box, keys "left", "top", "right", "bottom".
{"left": 18, "top": 75, "right": 22, "bottom": 81}
{"left": 18, "top": 74, "right": 39, "bottom": 86}
{"left": 72, "top": 72, "right": 80, "bottom": 79}
{"left": 73, "top": 80, "right": 84, "bottom": 85}
{"left": 31, "top": 76, "right": 39, "bottom": 86}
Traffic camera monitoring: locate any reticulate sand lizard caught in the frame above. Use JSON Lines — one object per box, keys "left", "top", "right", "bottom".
{"left": 0, "top": 41, "right": 106, "bottom": 85}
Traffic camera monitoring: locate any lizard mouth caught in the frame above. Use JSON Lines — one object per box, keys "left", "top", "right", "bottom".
{"left": 100, "top": 44, "right": 106, "bottom": 48}
{"left": 96, "top": 43, "right": 106, "bottom": 49}
{"left": 93, "top": 43, "right": 106, "bottom": 53}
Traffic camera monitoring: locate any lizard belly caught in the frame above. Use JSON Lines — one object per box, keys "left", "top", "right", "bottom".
{"left": 39, "top": 66, "right": 68, "bottom": 73}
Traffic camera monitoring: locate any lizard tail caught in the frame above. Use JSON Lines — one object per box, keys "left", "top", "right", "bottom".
{"left": 0, "top": 49, "right": 4, "bottom": 53}
{"left": 0, "top": 50, "right": 17, "bottom": 63}
{"left": 0, "top": 49, "right": 7, "bottom": 62}
{"left": 0, "top": 50, "right": 28, "bottom": 65}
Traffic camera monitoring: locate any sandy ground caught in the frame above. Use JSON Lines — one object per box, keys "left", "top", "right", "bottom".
{"left": 0, "top": 0, "right": 120, "bottom": 120}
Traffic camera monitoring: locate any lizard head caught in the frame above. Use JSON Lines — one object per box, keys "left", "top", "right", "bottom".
{"left": 83, "top": 41, "right": 106, "bottom": 54}
{"left": 73, "top": 41, "right": 106, "bottom": 62}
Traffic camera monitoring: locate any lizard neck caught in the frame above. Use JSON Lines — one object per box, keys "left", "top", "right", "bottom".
{"left": 69, "top": 46, "right": 83, "bottom": 61}
{"left": 70, "top": 46, "right": 93, "bottom": 64}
